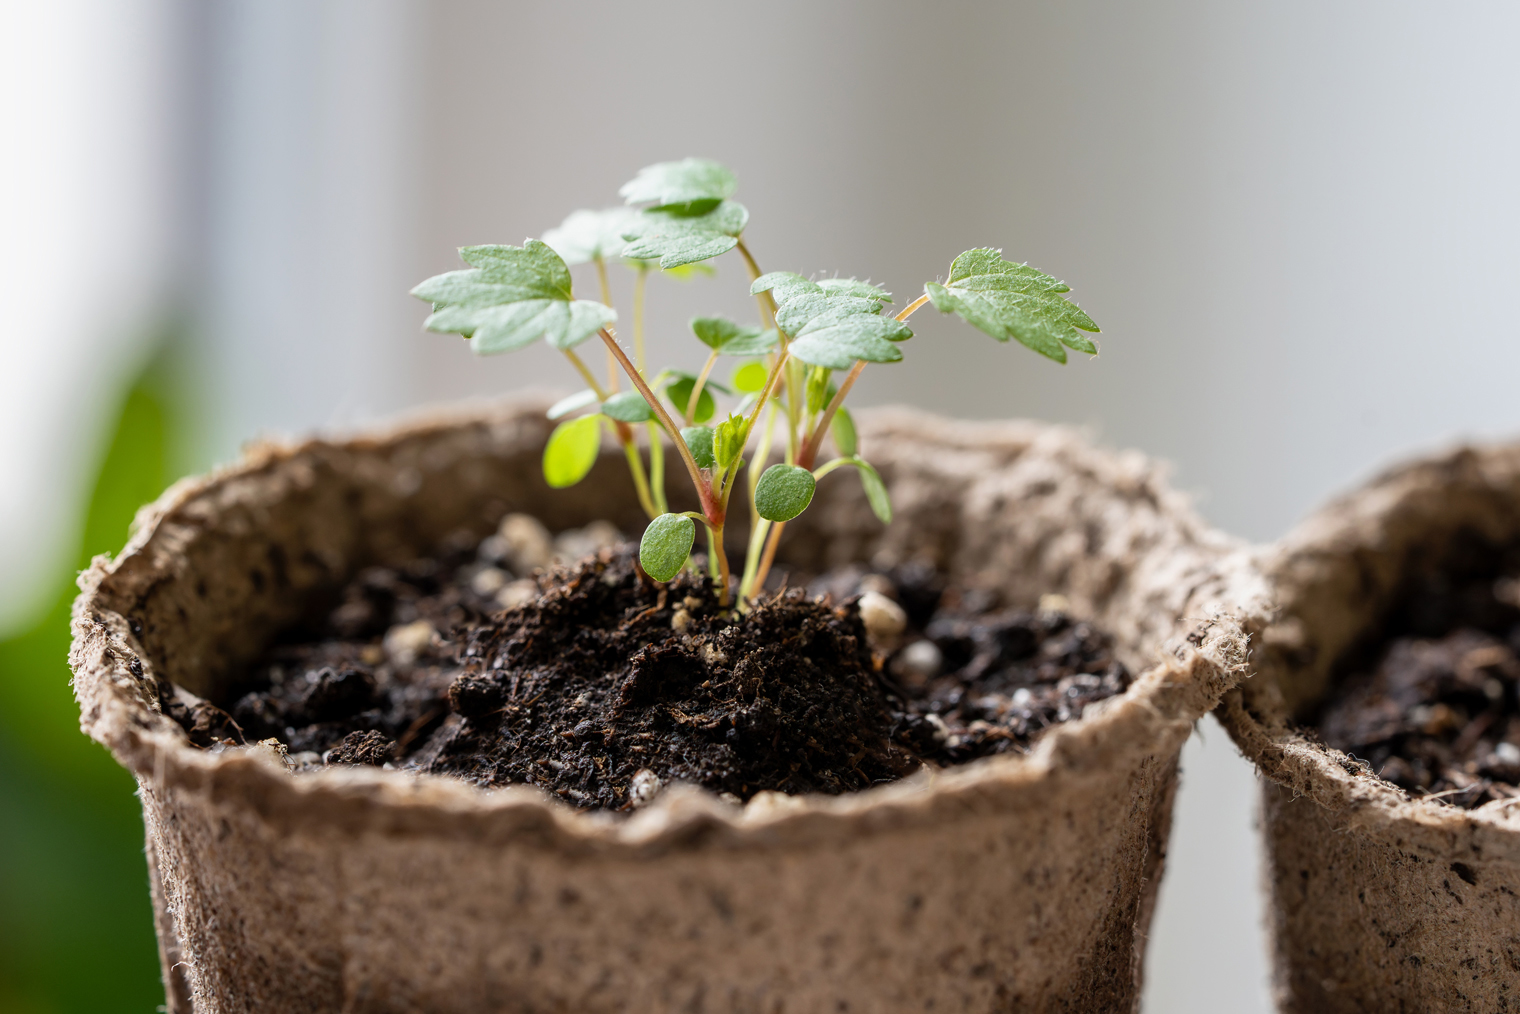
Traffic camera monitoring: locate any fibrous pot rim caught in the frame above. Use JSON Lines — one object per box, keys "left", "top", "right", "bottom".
{"left": 70, "top": 399, "right": 1257, "bottom": 856}
{"left": 1219, "top": 441, "right": 1520, "bottom": 860}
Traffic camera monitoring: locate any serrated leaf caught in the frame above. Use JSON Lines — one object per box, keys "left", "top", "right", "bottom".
{"left": 412, "top": 239, "right": 615, "bottom": 353}
{"left": 754, "top": 464, "right": 816, "bottom": 523}
{"left": 601, "top": 391, "right": 654, "bottom": 423}
{"left": 789, "top": 314, "right": 909, "bottom": 370}
{"left": 925, "top": 249, "right": 1100, "bottom": 364}
{"left": 547, "top": 389, "right": 599, "bottom": 420}
{"left": 681, "top": 426, "right": 716, "bottom": 469}
{"left": 543, "top": 415, "right": 601, "bottom": 488}
{"left": 832, "top": 406, "right": 857, "bottom": 457}
{"left": 620, "top": 201, "right": 749, "bottom": 269}
{"left": 750, "top": 271, "right": 819, "bottom": 301}
{"left": 731, "top": 360, "right": 769, "bottom": 393}
{"left": 691, "top": 316, "right": 779, "bottom": 356}
{"left": 816, "top": 278, "right": 892, "bottom": 304}
{"left": 620, "top": 158, "right": 737, "bottom": 213}
{"left": 773, "top": 293, "right": 883, "bottom": 336}
{"left": 542, "top": 207, "right": 641, "bottom": 265}
{"left": 640, "top": 513, "right": 696, "bottom": 582}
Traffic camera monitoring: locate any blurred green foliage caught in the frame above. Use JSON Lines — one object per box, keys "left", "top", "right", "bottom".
{"left": 0, "top": 364, "right": 180, "bottom": 1013}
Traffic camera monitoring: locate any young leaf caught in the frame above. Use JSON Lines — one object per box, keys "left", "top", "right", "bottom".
{"left": 601, "top": 390, "right": 654, "bottom": 423}
{"left": 815, "top": 455, "right": 892, "bottom": 524}
{"left": 754, "top": 464, "right": 816, "bottom": 523}
{"left": 925, "top": 249, "right": 1100, "bottom": 364}
{"left": 659, "top": 262, "right": 716, "bottom": 280}
{"left": 639, "top": 513, "right": 696, "bottom": 582}
{"left": 789, "top": 314, "right": 909, "bottom": 370}
{"left": 851, "top": 456, "right": 892, "bottom": 523}
{"left": 681, "top": 426, "right": 716, "bottom": 469}
{"left": 620, "top": 158, "right": 737, "bottom": 213}
{"left": 832, "top": 405, "right": 858, "bottom": 457}
{"left": 542, "top": 415, "right": 602, "bottom": 488}
{"left": 411, "top": 239, "right": 615, "bottom": 353}
{"left": 547, "top": 389, "right": 599, "bottom": 420}
{"left": 620, "top": 201, "right": 749, "bottom": 269}
{"left": 773, "top": 293, "right": 882, "bottom": 336}
{"left": 750, "top": 271, "right": 820, "bottom": 303}
{"left": 713, "top": 414, "right": 744, "bottom": 471}
{"left": 665, "top": 373, "right": 727, "bottom": 424}
{"left": 731, "top": 360, "right": 769, "bottom": 393}
{"left": 690, "top": 316, "right": 780, "bottom": 356}
{"left": 542, "top": 207, "right": 641, "bottom": 266}
{"left": 806, "top": 368, "right": 834, "bottom": 415}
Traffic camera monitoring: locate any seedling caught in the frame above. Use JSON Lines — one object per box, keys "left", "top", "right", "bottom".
{"left": 412, "top": 158, "right": 1100, "bottom": 608}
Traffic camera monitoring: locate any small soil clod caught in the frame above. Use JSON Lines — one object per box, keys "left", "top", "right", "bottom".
{"left": 161, "top": 523, "right": 1132, "bottom": 811}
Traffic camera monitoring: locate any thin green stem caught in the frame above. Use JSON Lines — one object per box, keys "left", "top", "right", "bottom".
{"left": 800, "top": 359, "right": 864, "bottom": 469}
{"left": 597, "top": 328, "right": 719, "bottom": 525}
{"left": 632, "top": 265, "right": 649, "bottom": 374}
{"left": 750, "top": 519, "right": 785, "bottom": 601}
{"left": 623, "top": 437, "right": 658, "bottom": 519}
{"left": 594, "top": 256, "right": 619, "bottom": 392}
{"left": 686, "top": 350, "right": 720, "bottom": 425}
{"left": 647, "top": 421, "right": 667, "bottom": 513}
{"left": 562, "top": 348, "right": 609, "bottom": 401}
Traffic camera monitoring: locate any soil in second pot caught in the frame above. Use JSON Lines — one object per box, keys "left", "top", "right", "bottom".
{"left": 160, "top": 516, "right": 1132, "bottom": 811}
{"left": 1317, "top": 534, "right": 1520, "bottom": 808}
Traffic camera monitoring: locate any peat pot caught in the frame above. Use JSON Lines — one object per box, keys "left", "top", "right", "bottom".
{"left": 1218, "top": 443, "right": 1520, "bottom": 1012}
{"left": 70, "top": 400, "right": 1255, "bottom": 1013}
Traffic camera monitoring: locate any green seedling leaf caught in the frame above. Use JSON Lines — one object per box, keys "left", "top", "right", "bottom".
{"left": 732, "top": 360, "right": 769, "bottom": 393}
{"left": 817, "top": 278, "right": 892, "bottom": 303}
{"left": 754, "top": 464, "right": 816, "bottom": 523}
{"left": 601, "top": 390, "right": 654, "bottom": 423}
{"left": 659, "top": 262, "right": 716, "bottom": 280}
{"left": 751, "top": 271, "right": 820, "bottom": 302}
{"left": 814, "top": 455, "right": 892, "bottom": 524}
{"left": 542, "top": 207, "right": 641, "bottom": 266}
{"left": 713, "top": 414, "right": 744, "bottom": 472}
{"left": 773, "top": 293, "right": 882, "bottom": 336}
{"left": 542, "top": 415, "right": 601, "bottom": 488}
{"left": 832, "top": 406, "right": 857, "bottom": 457}
{"left": 547, "top": 389, "right": 599, "bottom": 420}
{"left": 925, "top": 249, "right": 1100, "bottom": 363}
{"left": 412, "top": 239, "right": 615, "bottom": 353}
{"left": 640, "top": 513, "right": 697, "bottom": 582}
{"left": 690, "top": 316, "right": 780, "bottom": 356}
{"left": 806, "top": 368, "right": 834, "bottom": 414}
{"left": 681, "top": 426, "right": 716, "bottom": 469}
{"left": 620, "top": 158, "right": 737, "bottom": 213}
{"left": 665, "top": 372, "right": 728, "bottom": 424}
{"left": 620, "top": 201, "right": 749, "bottom": 269}
{"left": 790, "top": 314, "right": 909, "bottom": 370}
{"left": 852, "top": 457, "right": 892, "bottom": 523}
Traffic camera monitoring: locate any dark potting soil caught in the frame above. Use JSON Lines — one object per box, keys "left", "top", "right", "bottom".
{"left": 1317, "top": 537, "right": 1520, "bottom": 809}
{"left": 162, "top": 517, "right": 1131, "bottom": 811}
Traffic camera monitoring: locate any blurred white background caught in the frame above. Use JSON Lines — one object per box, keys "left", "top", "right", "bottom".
{"left": 5, "top": 1, "right": 1520, "bottom": 1009}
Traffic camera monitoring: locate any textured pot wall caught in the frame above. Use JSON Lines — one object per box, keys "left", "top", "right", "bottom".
{"left": 1218, "top": 444, "right": 1520, "bottom": 1013}
{"left": 72, "top": 400, "right": 1256, "bottom": 1013}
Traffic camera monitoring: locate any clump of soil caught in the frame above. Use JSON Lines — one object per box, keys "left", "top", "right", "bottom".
{"left": 1318, "top": 550, "right": 1520, "bottom": 808}
{"left": 162, "top": 516, "right": 1132, "bottom": 811}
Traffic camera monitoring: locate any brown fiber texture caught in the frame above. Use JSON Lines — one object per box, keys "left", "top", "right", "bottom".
{"left": 70, "top": 399, "right": 1256, "bottom": 1014}
{"left": 1217, "top": 443, "right": 1520, "bottom": 1013}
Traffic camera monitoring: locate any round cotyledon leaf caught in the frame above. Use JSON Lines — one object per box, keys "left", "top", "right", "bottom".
{"left": 753, "top": 464, "right": 816, "bottom": 523}
{"left": 542, "top": 415, "right": 601, "bottom": 488}
{"left": 639, "top": 513, "right": 696, "bottom": 581}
